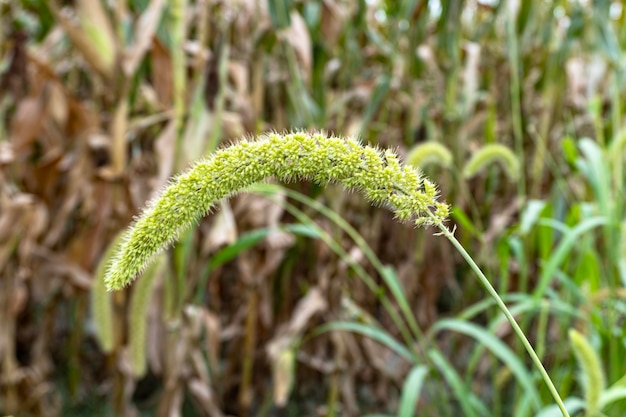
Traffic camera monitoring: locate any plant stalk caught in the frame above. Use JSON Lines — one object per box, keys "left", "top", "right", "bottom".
{"left": 435, "top": 222, "right": 570, "bottom": 417}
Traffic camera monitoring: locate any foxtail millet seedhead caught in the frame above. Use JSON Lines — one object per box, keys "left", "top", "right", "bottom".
{"left": 104, "top": 132, "right": 449, "bottom": 290}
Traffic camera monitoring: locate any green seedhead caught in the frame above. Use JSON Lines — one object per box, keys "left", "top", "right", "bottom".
{"left": 569, "top": 329, "right": 605, "bottom": 416}
{"left": 406, "top": 141, "right": 454, "bottom": 170}
{"left": 463, "top": 143, "right": 521, "bottom": 182}
{"left": 105, "top": 132, "right": 449, "bottom": 290}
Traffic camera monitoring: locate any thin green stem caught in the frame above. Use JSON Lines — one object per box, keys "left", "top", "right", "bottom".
{"left": 435, "top": 222, "right": 570, "bottom": 417}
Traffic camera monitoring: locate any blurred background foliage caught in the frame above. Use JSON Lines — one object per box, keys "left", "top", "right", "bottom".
{"left": 1, "top": 0, "right": 626, "bottom": 416}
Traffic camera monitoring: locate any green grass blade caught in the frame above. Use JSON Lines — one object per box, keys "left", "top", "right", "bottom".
{"left": 533, "top": 216, "right": 607, "bottom": 298}
{"left": 398, "top": 365, "right": 429, "bottom": 417}
{"left": 195, "top": 224, "right": 322, "bottom": 304}
{"left": 577, "top": 138, "right": 611, "bottom": 219}
{"left": 427, "top": 349, "right": 488, "bottom": 417}
{"left": 600, "top": 386, "right": 626, "bottom": 409}
{"left": 519, "top": 200, "right": 547, "bottom": 234}
{"left": 535, "top": 398, "right": 586, "bottom": 417}
{"left": 432, "top": 319, "right": 542, "bottom": 410}
{"left": 129, "top": 252, "right": 166, "bottom": 377}
{"left": 313, "top": 321, "right": 417, "bottom": 363}
{"left": 358, "top": 75, "right": 391, "bottom": 137}
{"left": 91, "top": 232, "right": 126, "bottom": 353}
{"left": 250, "top": 183, "right": 424, "bottom": 344}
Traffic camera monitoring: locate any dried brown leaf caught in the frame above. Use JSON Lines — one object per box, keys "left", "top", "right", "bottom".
{"left": 279, "top": 12, "right": 311, "bottom": 79}
{"left": 267, "top": 288, "right": 327, "bottom": 406}
{"left": 158, "top": 384, "right": 184, "bottom": 417}
{"left": 150, "top": 38, "right": 173, "bottom": 107}
{"left": 222, "top": 111, "right": 246, "bottom": 139}
{"left": 0, "top": 142, "right": 14, "bottom": 165}
{"left": 150, "top": 119, "right": 177, "bottom": 198}
{"left": 46, "top": 82, "right": 69, "bottom": 128}
{"left": 202, "top": 200, "right": 237, "bottom": 254}
{"left": 187, "top": 378, "right": 224, "bottom": 417}
{"left": 286, "top": 287, "right": 327, "bottom": 335}
{"left": 0, "top": 31, "right": 28, "bottom": 101}
{"left": 271, "top": 344, "right": 295, "bottom": 407}
{"left": 228, "top": 61, "right": 248, "bottom": 97}
{"left": 462, "top": 42, "right": 481, "bottom": 113}
{"left": 123, "top": 0, "right": 166, "bottom": 75}
{"left": 9, "top": 96, "right": 45, "bottom": 154}
{"left": 233, "top": 190, "right": 286, "bottom": 229}
{"left": 146, "top": 284, "right": 166, "bottom": 374}
{"left": 320, "top": 0, "right": 349, "bottom": 47}
{"left": 109, "top": 97, "right": 129, "bottom": 177}
{"left": 32, "top": 246, "right": 92, "bottom": 290}
{"left": 200, "top": 308, "right": 221, "bottom": 371}
{"left": 204, "top": 48, "right": 220, "bottom": 111}
{"left": 51, "top": 2, "right": 117, "bottom": 79}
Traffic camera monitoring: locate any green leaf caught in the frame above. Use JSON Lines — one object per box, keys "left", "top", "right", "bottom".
{"left": 573, "top": 249, "right": 601, "bottom": 292}
{"left": 359, "top": 75, "right": 391, "bottom": 137}
{"left": 432, "top": 319, "right": 542, "bottom": 410}
{"left": 535, "top": 397, "right": 586, "bottom": 417}
{"left": 195, "top": 224, "right": 322, "bottom": 304}
{"left": 379, "top": 265, "right": 421, "bottom": 339}
{"left": 600, "top": 386, "right": 626, "bottom": 409}
{"left": 533, "top": 216, "right": 606, "bottom": 298}
{"left": 519, "top": 199, "right": 547, "bottom": 235}
{"left": 313, "top": 321, "right": 417, "bottom": 363}
{"left": 561, "top": 136, "right": 578, "bottom": 167}
{"left": 577, "top": 138, "right": 610, "bottom": 218}
{"left": 267, "top": 0, "right": 292, "bottom": 28}
{"left": 208, "top": 228, "right": 271, "bottom": 269}
{"left": 91, "top": 232, "right": 126, "bottom": 353}
{"left": 129, "top": 252, "right": 166, "bottom": 377}
{"left": 398, "top": 365, "right": 429, "bottom": 417}
{"left": 428, "top": 349, "right": 488, "bottom": 417}
{"left": 283, "top": 223, "right": 323, "bottom": 239}
{"left": 451, "top": 206, "right": 478, "bottom": 237}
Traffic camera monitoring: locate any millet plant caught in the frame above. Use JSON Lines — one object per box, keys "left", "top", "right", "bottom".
{"left": 104, "top": 131, "right": 570, "bottom": 417}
